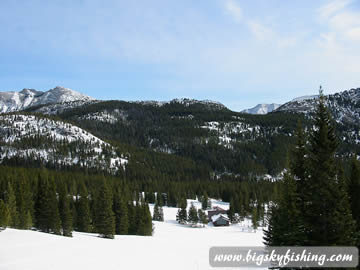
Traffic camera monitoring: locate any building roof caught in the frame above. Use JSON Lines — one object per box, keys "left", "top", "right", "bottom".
{"left": 211, "top": 213, "right": 229, "bottom": 222}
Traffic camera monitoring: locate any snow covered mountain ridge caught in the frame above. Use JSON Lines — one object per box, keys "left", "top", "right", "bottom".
{"left": 241, "top": 103, "right": 281, "bottom": 115}
{"left": 0, "top": 86, "right": 95, "bottom": 113}
{"left": 136, "top": 98, "right": 227, "bottom": 110}
{"left": 0, "top": 114, "right": 128, "bottom": 172}
{"left": 276, "top": 87, "right": 360, "bottom": 124}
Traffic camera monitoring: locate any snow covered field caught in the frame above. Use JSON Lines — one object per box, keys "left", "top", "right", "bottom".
{"left": 0, "top": 200, "right": 264, "bottom": 270}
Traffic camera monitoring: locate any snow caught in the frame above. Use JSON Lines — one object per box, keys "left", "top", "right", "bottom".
{"left": 135, "top": 98, "right": 227, "bottom": 110}
{"left": 241, "top": 103, "right": 281, "bottom": 115}
{"left": 0, "top": 86, "right": 94, "bottom": 113}
{"left": 210, "top": 213, "right": 229, "bottom": 222}
{"left": 0, "top": 199, "right": 264, "bottom": 270}
{"left": 80, "top": 109, "right": 127, "bottom": 124}
{"left": 0, "top": 114, "right": 128, "bottom": 171}
{"left": 200, "top": 121, "right": 261, "bottom": 147}
{"left": 291, "top": 95, "right": 319, "bottom": 102}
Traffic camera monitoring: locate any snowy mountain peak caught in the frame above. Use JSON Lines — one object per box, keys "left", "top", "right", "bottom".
{"left": 0, "top": 86, "right": 95, "bottom": 113}
{"left": 241, "top": 103, "right": 281, "bottom": 115}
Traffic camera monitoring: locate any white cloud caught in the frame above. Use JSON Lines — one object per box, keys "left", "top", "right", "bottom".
{"left": 318, "top": 0, "right": 352, "bottom": 19}
{"left": 317, "top": 0, "right": 360, "bottom": 47}
{"left": 224, "top": 0, "right": 243, "bottom": 23}
{"left": 329, "top": 11, "right": 359, "bottom": 30}
{"left": 345, "top": 27, "right": 360, "bottom": 41}
{"left": 247, "top": 21, "right": 273, "bottom": 41}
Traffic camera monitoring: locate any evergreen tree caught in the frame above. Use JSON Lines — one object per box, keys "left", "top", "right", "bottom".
{"left": 34, "top": 174, "right": 61, "bottom": 234}
{"left": 113, "top": 191, "right": 129, "bottom": 235}
{"left": 227, "top": 199, "right": 236, "bottom": 223}
{"left": 188, "top": 203, "right": 198, "bottom": 225}
{"left": 137, "top": 202, "right": 153, "bottom": 236}
{"left": 58, "top": 183, "right": 72, "bottom": 237}
{"left": 251, "top": 206, "right": 258, "bottom": 230}
{"left": 76, "top": 182, "right": 91, "bottom": 232}
{"left": 263, "top": 172, "right": 303, "bottom": 245}
{"left": 25, "top": 211, "right": 32, "bottom": 230}
{"left": 5, "top": 182, "right": 17, "bottom": 228}
{"left": 176, "top": 199, "right": 187, "bottom": 224}
{"left": 127, "top": 202, "right": 136, "bottom": 235}
{"left": 152, "top": 203, "right": 164, "bottom": 221}
{"left": 198, "top": 209, "right": 208, "bottom": 226}
{"left": 201, "top": 192, "right": 208, "bottom": 210}
{"left": 94, "top": 179, "right": 115, "bottom": 239}
{"left": 303, "top": 91, "right": 355, "bottom": 245}
{"left": 156, "top": 192, "right": 164, "bottom": 207}
{"left": 0, "top": 200, "right": 10, "bottom": 230}
{"left": 16, "top": 177, "right": 33, "bottom": 229}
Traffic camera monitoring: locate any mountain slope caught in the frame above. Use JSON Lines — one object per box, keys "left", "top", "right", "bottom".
{"left": 241, "top": 103, "right": 281, "bottom": 114}
{"left": 0, "top": 113, "right": 127, "bottom": 172}
{"left": 0, "top": 86, "right": 95, "bottom": 113}
{"left": 276, "top": 88, "right": 360, "bottom": 124}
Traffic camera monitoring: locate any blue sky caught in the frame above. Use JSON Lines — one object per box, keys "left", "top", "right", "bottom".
{"left": 1, "top": 0, "right": 360, "bottom": 111}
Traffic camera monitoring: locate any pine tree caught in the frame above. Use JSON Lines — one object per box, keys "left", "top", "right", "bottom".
{"left": 251, "top": 206, "right": 258, "bottom": 230}
{"left": 227, "top": 199, "right": 236, "bottom": 223}
{"left": 113, "top": 191, "right": 129, "bottom": 235}
{"left": 156, "top": 192, "right": 164, "bottom": 207}
{"left": 152, "top": 202, "right": 164, "bottom": 221}
{"left": 94, "top": 179, "right": 115, "bottom": 239}
{"left": 176, "top": 199, "right": 187, "bottom": 224}
{"left": 16, "top": 177, "right": 33, "bottom": 229}
{"left": 5, "top": 182, "right": 17, "bottom": 228}
{"left": 58, "top": 183, "right": 72, "bottom": 237}
{"left": 25, "top": 211, "right": 32, "bottom": 230}
{"left": 198, "top": 209, "right": 208, "bottom": 226}
{"left": 139, "top": 202, "right": 153, "bottom": 236}
{"left": 303, "top": 90, "right": 356, "bottom": 245}
{"left": 0, "top": 200, "right": 10, "bottom": 230}
{"left": 188, "top": 203, "right": 198, "bottom": 226}
{"left": 201, "top": 192, "right": 208, "bottom": 210}
{"left": 76, "top": 182, "right": 91, "bottom": 232}
{"left": 263, "top": 172, "right": 304, "bottom": 245}
{"left": 35, "top": 174, "right": 61, "bottom": 234}
{"left": 153, "top": 203, "right": 160, "bottom": 221}
{"left": 48, "top": 177, "right": 61, "bottom": 235}
{"left": 127, "top": 202, "right": 136, "bottom": 235}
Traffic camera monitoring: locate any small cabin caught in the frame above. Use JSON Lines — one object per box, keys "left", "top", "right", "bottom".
{"left": 211, "top": 214, "right": 230, "bottom": 226}
{"left": 207, "top": 206, "right": 227, "bottom": 220}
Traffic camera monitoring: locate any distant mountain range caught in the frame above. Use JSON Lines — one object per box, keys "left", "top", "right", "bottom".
{"left": 0, "top": 86, "right": 94, "bottom": 113}
{"left": 0, "top": 86, "right": 359, "bottom": 179}
{"left": 241, "top": 103, "right": 281, "bottom": 114}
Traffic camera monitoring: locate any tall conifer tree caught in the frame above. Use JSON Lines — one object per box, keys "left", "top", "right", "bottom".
{"left": 58, "top": 182, "right": 72, "bottom": 237}
{"left": 76, "top": 182, "right": 91, "bottom": 232}
{"left": 0, "top": 200, "right": 10, "bottom": 230}
{"left": 303, "top": 90, "right": 355, "bottom": 245}
{"left": 5, "top": 182, "right": 17, "bottom": 228}
{"left": 94, "top": 179, "right": 115, "bottom": 239}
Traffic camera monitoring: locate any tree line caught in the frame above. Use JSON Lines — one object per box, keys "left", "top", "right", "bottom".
{"left": 0, "top": 165, "right": 275, "bottom": 238}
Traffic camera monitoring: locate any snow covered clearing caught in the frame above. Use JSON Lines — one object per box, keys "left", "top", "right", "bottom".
{"left": 0, "top": 199, "right": 264, "bottom": 270}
